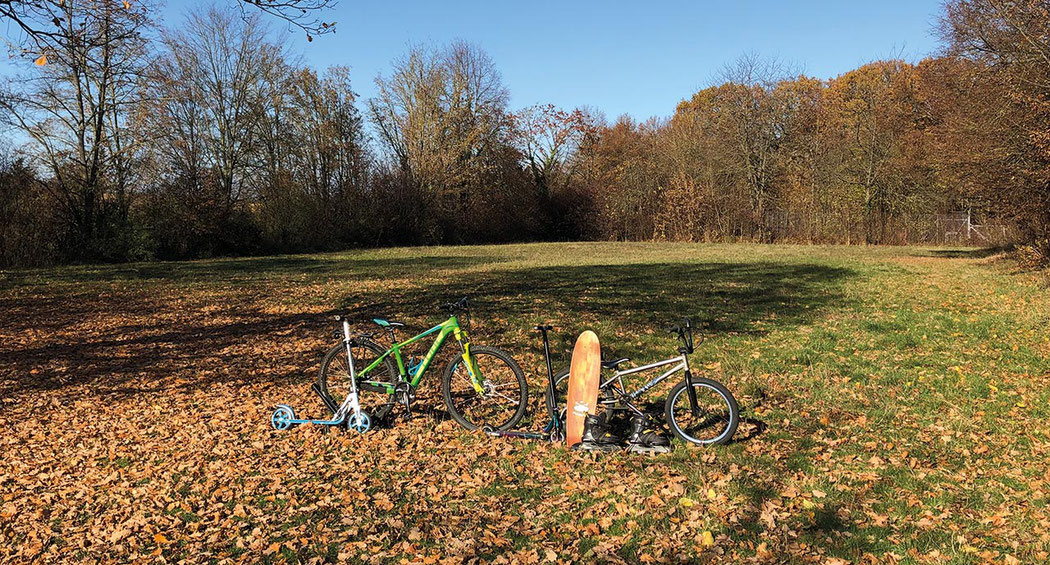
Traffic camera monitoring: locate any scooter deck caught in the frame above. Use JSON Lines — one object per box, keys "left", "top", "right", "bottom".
{"left": 286, "top": 417, "right": 346, "bottom": 426}
{"left": 270, "top": 403, "right": 371, "bottom": 432}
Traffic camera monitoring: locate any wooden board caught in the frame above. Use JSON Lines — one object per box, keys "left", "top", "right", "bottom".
{"left": 565, "top": 330, "right": 601, "bottom": 447}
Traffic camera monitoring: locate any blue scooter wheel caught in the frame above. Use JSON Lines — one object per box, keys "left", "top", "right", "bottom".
{"left": 271, "top": 404, "right": 296, "bottom": 430}
{"left": 347, "top": 412, "right": 371, "bottom": 434}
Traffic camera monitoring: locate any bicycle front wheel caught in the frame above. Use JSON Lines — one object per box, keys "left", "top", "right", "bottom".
{"left": 441, "top": 346, "right": 528, "bottom": 431}
{"left": 665, "top": 378, "right": 739, "bottom": 445}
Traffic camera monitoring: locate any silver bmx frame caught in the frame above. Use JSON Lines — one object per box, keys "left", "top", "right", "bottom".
{"left": 599, "top": 354, "right": 691, "bottom": 414}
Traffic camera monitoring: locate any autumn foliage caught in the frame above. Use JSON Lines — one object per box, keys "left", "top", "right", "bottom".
{"left": 2, "top": 242, "right": 1049, "bottom": 562}
{"left": 1, "top": 0, "right": 1049, "bottom": 266}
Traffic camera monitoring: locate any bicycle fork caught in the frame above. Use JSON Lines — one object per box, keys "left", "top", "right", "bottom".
{"left": 682, "top": 355, "right": 701, "bottom": 417}
{"left": 454, "top": 327, "right": 485, "bottom": 394}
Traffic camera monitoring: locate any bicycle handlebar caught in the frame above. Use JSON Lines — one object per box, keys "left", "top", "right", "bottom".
{"left": 667, "top": 317, "right": 690, "bottom": 335}
{"left": 439, "top": 296, "right": 471, "bottom": 314}
{"left": 668, "top": 317, "right": 700, "bottom": 353}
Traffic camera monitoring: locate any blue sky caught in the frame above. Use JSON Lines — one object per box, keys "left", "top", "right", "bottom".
{"left": 2, "top": 0, "right": 945, "bottom": 121}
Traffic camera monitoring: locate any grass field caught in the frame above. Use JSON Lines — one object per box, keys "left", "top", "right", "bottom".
{"left": 2, "top": 242, "right": 1049, "bottom": 564}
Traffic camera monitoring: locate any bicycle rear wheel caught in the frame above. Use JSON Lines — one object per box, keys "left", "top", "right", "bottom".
{"left": 664, "top": 378, "right": 739, "bottom": 445}
{"left": 441, "top": 346, "right": 528, "bottom": 431}
{"left": 318, "top": 338, "right": 398, "bottom": 423}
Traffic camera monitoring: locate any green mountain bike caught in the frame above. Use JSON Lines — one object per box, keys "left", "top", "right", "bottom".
{"left": 317, "top": 297, "right": 529, "bottom": 431}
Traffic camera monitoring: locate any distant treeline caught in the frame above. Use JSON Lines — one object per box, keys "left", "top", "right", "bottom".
{"left": 1, "top": 0, "right": 1048, "bottom": 267}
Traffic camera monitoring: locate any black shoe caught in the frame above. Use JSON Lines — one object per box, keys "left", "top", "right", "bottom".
{"left": 573, "top": 413, "right": 621, "bottom": 452}
{"left": 626, "top": 412, "right": 672, "bottom": 454}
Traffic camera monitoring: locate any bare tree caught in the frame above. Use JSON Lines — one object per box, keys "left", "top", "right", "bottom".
{"left": 0, "top": 0, "right": 152, "bottom": 257}
{"left": 1, "top": 0, "right": 334, "bottom": 53}
{"left": 717, "top": 53, "right": 797, "bottom": 241}
{"left": 512, "top": 104, "right": 592, "bottom": 199}
{"left": 288, "top": 66, "right": 369, "bottom": 200}
{"left": 148, "top": 7, "right": 288, "bottom": 213}
{"left": 368, "top": 41, "right": 511, "bottom": 199}
{"left": 253, "top": 65, "right": 372, "bottom": 248}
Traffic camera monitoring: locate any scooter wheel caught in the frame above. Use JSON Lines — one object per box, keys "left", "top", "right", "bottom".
{"left": 271, "top": 404, "right": 296, "bottom": 430}
{"left": 347, "top": 411, "right": 371, "bottom": 434}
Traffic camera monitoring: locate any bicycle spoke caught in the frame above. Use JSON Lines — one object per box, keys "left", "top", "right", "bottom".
{"left": 486, "top": 389, "right": 520, "bottom": 404}
{"left": 670, "top": 383, "right": 734, "bottom": 443}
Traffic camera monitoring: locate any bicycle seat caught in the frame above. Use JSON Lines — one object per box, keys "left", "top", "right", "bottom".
{"left": 601, "top": 357, "right": 630, "bottom": 370}
{"left": 372, "top": 318, "right": 405, "bottom": 328}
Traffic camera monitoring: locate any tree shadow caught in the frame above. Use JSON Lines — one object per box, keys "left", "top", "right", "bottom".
{"left": 0, "top": 259, "right": 853, "bottom": 401}
{"left": 341, "top": 261, "right": 853, "bottom": 327}
{"left": 923, "top": 247, "right": 1004, "bottom": 259}
{"left": 336, "top": 261, "right": 855, "bottom": 355}
{"left": 0, "top": 253, "right": 502, "bottom": 288}
{"left": 0, "top": 309, "right": 323, "bottom": 397}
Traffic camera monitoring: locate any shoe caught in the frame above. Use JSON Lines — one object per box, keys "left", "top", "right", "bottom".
{"left": 626, "top": 412, "right": 672, "bottom": 454}
{"left": 572, "top": 413, "right": 621, "bottom": 452}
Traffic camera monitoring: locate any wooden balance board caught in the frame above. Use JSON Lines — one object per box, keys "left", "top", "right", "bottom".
{"left": 565, "top": 330, "right": 601, "bottom": 447}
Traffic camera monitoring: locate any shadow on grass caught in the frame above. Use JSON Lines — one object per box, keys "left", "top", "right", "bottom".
{"left": 0, "top": 309, "right": 324, "bottom": 398}
{"left": 734, "top": 478, "right": 886, "bottom": 559}
{"left": 923, "top": 247, "right": 1004, "bottom": 259}
{"left": 0, "top": 260, "right": 853, "bottom": 400}
{"left": 0, "top": 254, "right": 501, "bottom": 287}
{"left": 337, "top": 261, "right": 855, "bottom": 349}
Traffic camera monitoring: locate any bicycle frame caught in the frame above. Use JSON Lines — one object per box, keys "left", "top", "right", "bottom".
{"left": 599, "top": 354, "right": 692, "bottom": 414}
{"left": 356, "top": 315, "right": 483, "bottom": 394}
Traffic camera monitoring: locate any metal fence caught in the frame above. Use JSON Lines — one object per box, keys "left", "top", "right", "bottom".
{"left": 929, "top": 210, "right": 1015, "bottom": 246}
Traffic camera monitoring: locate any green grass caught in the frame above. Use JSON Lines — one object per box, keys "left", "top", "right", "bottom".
{"left": 1, "top": 242, "right": 1048, "bottom": 563}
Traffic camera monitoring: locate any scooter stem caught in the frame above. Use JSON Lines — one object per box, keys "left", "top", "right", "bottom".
{"left": 343, "top": 320, "right": 362, "bottom": 415}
